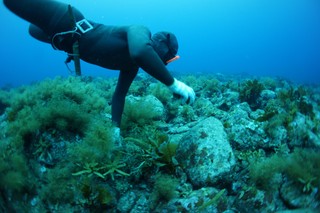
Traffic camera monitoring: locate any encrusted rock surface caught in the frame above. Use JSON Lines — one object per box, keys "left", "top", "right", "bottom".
{"left": 176, "top": 117, "right": 236, "bottom": 186}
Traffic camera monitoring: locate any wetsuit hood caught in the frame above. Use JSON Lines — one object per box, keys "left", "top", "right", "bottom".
{"left": 151, "top": 32, "right": 179, "bottom": 65}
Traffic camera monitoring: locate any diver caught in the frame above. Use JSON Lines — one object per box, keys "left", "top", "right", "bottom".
{"left": 3, "top": 0, "right": 195, "bottom": 127}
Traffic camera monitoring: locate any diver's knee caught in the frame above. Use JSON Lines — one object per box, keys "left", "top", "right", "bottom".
{"left": 3, "top": 0, "right": 24, "bottom": 13}
{"left": 3, "top": 0, "right": 10, "bottom": 6}
{"left": 3, "top": 0, "right": 13, "bottom": 9}
{"left": 3, "top": 0, "right": 20, "bottom": 7}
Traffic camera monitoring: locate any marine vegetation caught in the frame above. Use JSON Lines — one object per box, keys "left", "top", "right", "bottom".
{"left": 150, "top": 173, "right": 179, "bottom": 209}
{"left": 256, "top": 84, "right": 318, "bottom": 147}
{"left": 124, "top": 130, "right": 179, "bottom": 177}
{"left": 0, "top": 73, "right": 319, "bottom": 212}
{"left": 0, "top": 77, "right": 118, "bottom": 212}
{"left": 121, "top": 95, "right": 164, "bottom": 131}
{"left": 249, "top": 148, "right": 320, "bottom": 198}
{"left": 239, "top": 79, "right": 264, "bottom": 110}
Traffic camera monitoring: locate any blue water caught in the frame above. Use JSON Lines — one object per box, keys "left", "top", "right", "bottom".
{"left": 1, "top": 0, "right": 319, "bottom": 87}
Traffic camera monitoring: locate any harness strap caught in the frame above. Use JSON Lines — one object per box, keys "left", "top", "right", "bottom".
{"left": 67, "top": 5, "right": 81, "bottom": 76}
{"left": 72, "top": 41, "right": 81, "bottom": 76}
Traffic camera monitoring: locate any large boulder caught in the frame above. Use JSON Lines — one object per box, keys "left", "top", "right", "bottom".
{"left": 176, "top": 117, "right": 235, "bottom": 187}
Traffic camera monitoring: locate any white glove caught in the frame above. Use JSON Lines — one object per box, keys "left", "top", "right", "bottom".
{"left": 169, "top": 78, "right": 195, "bottom": 104}
{"left": 112, "top": 127, "right": 122, "bottom": 146}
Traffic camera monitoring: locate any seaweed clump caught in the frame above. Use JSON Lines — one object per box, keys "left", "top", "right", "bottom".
{"left": 124, "top": 130, "right": 179, "bottom": 178}
{"left": 257, "top": 84, "right": 318, "bottom": 146}
{"left": 239, "top": 79, "right": 264, "bottom": 110}
{"left": 249, "top": 148, "right": 320, "bottom": 194}
{"left": 0, "top": 76, "right": 118, "bottom": 211}
{"left": 150, "top": 173, "right": 179, "bottom": 209}
{"left": 277, "top": 85, "right": 315, "bottom": 119}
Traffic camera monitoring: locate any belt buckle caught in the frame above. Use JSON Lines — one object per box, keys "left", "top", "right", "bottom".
{"left": 76, "top": 19, "right": 93, "bottom": 34}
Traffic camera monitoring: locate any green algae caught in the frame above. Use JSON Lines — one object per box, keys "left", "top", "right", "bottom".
{"left": 0, "top": 74, "right": 319, "bottom": 212}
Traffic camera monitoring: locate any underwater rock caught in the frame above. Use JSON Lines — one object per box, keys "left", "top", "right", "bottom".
{"left": 217, "top": 90, "right": 240, "bottom": 111}
{"left": 129, "top": 193, "right": 150, "bottom": 213}
{"left": 269, "top": 125, "right": 288, "bottom": 147}
{"left": 233, "top": 189, "right": 268, "bottom": 213}
{"left": 117, "top": 191, "right": 139, "bottom": 212}
{"left": 275, "top": 208, "right": 320, "bottom": 213}
{"left": 250, "top": 109, "right": 265, "bottom": 120}
{"left": 227, "top": 103, "right": 270, "bottom": 150}
{"left": 176, "top": 117, "right": 235, "bottom": 187}
{"left": 260, "top": 89, "right": 277, "bottom": 100}
{"left": 279, "top": 181, "right": 320, "bottom": 209}
{"left": 126, "top": 95, "right": 165, "bottom": 119}
{"left": 288, "top": 113, "right": 320, "bottom": 148}
{"left": 0, "top": 114, "right": 7, "bottom": 138}
{"left": 165, "top": 187, "right": 228, "bottom": 212}
{"left": 259, "top": 89, "right": 277, "bottom": 108}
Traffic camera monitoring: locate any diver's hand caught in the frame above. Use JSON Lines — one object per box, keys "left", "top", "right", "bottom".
{"left": 169, "top": 78, "right": 195, "bottom": 104}
{"left": 112, "top": 126, "right": 122, "bottom": 147}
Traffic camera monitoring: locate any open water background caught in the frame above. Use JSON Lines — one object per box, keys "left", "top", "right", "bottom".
{"left": 0, "top": 0, "right": 319, "bottom": 87}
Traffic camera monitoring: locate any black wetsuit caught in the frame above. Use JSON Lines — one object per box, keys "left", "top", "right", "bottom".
{"left": 3, "top": 0, "right": 175, "bottom": 126}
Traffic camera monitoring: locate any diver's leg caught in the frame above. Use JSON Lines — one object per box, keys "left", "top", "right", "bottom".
{"left": 29, "top": 24, "right": 51, "bottom": 43}
{"left": 3, "top": 0, "right": 84, "bottom": 35}
{"left": 3, "top": 0, "right": 68, "bottom": 25}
